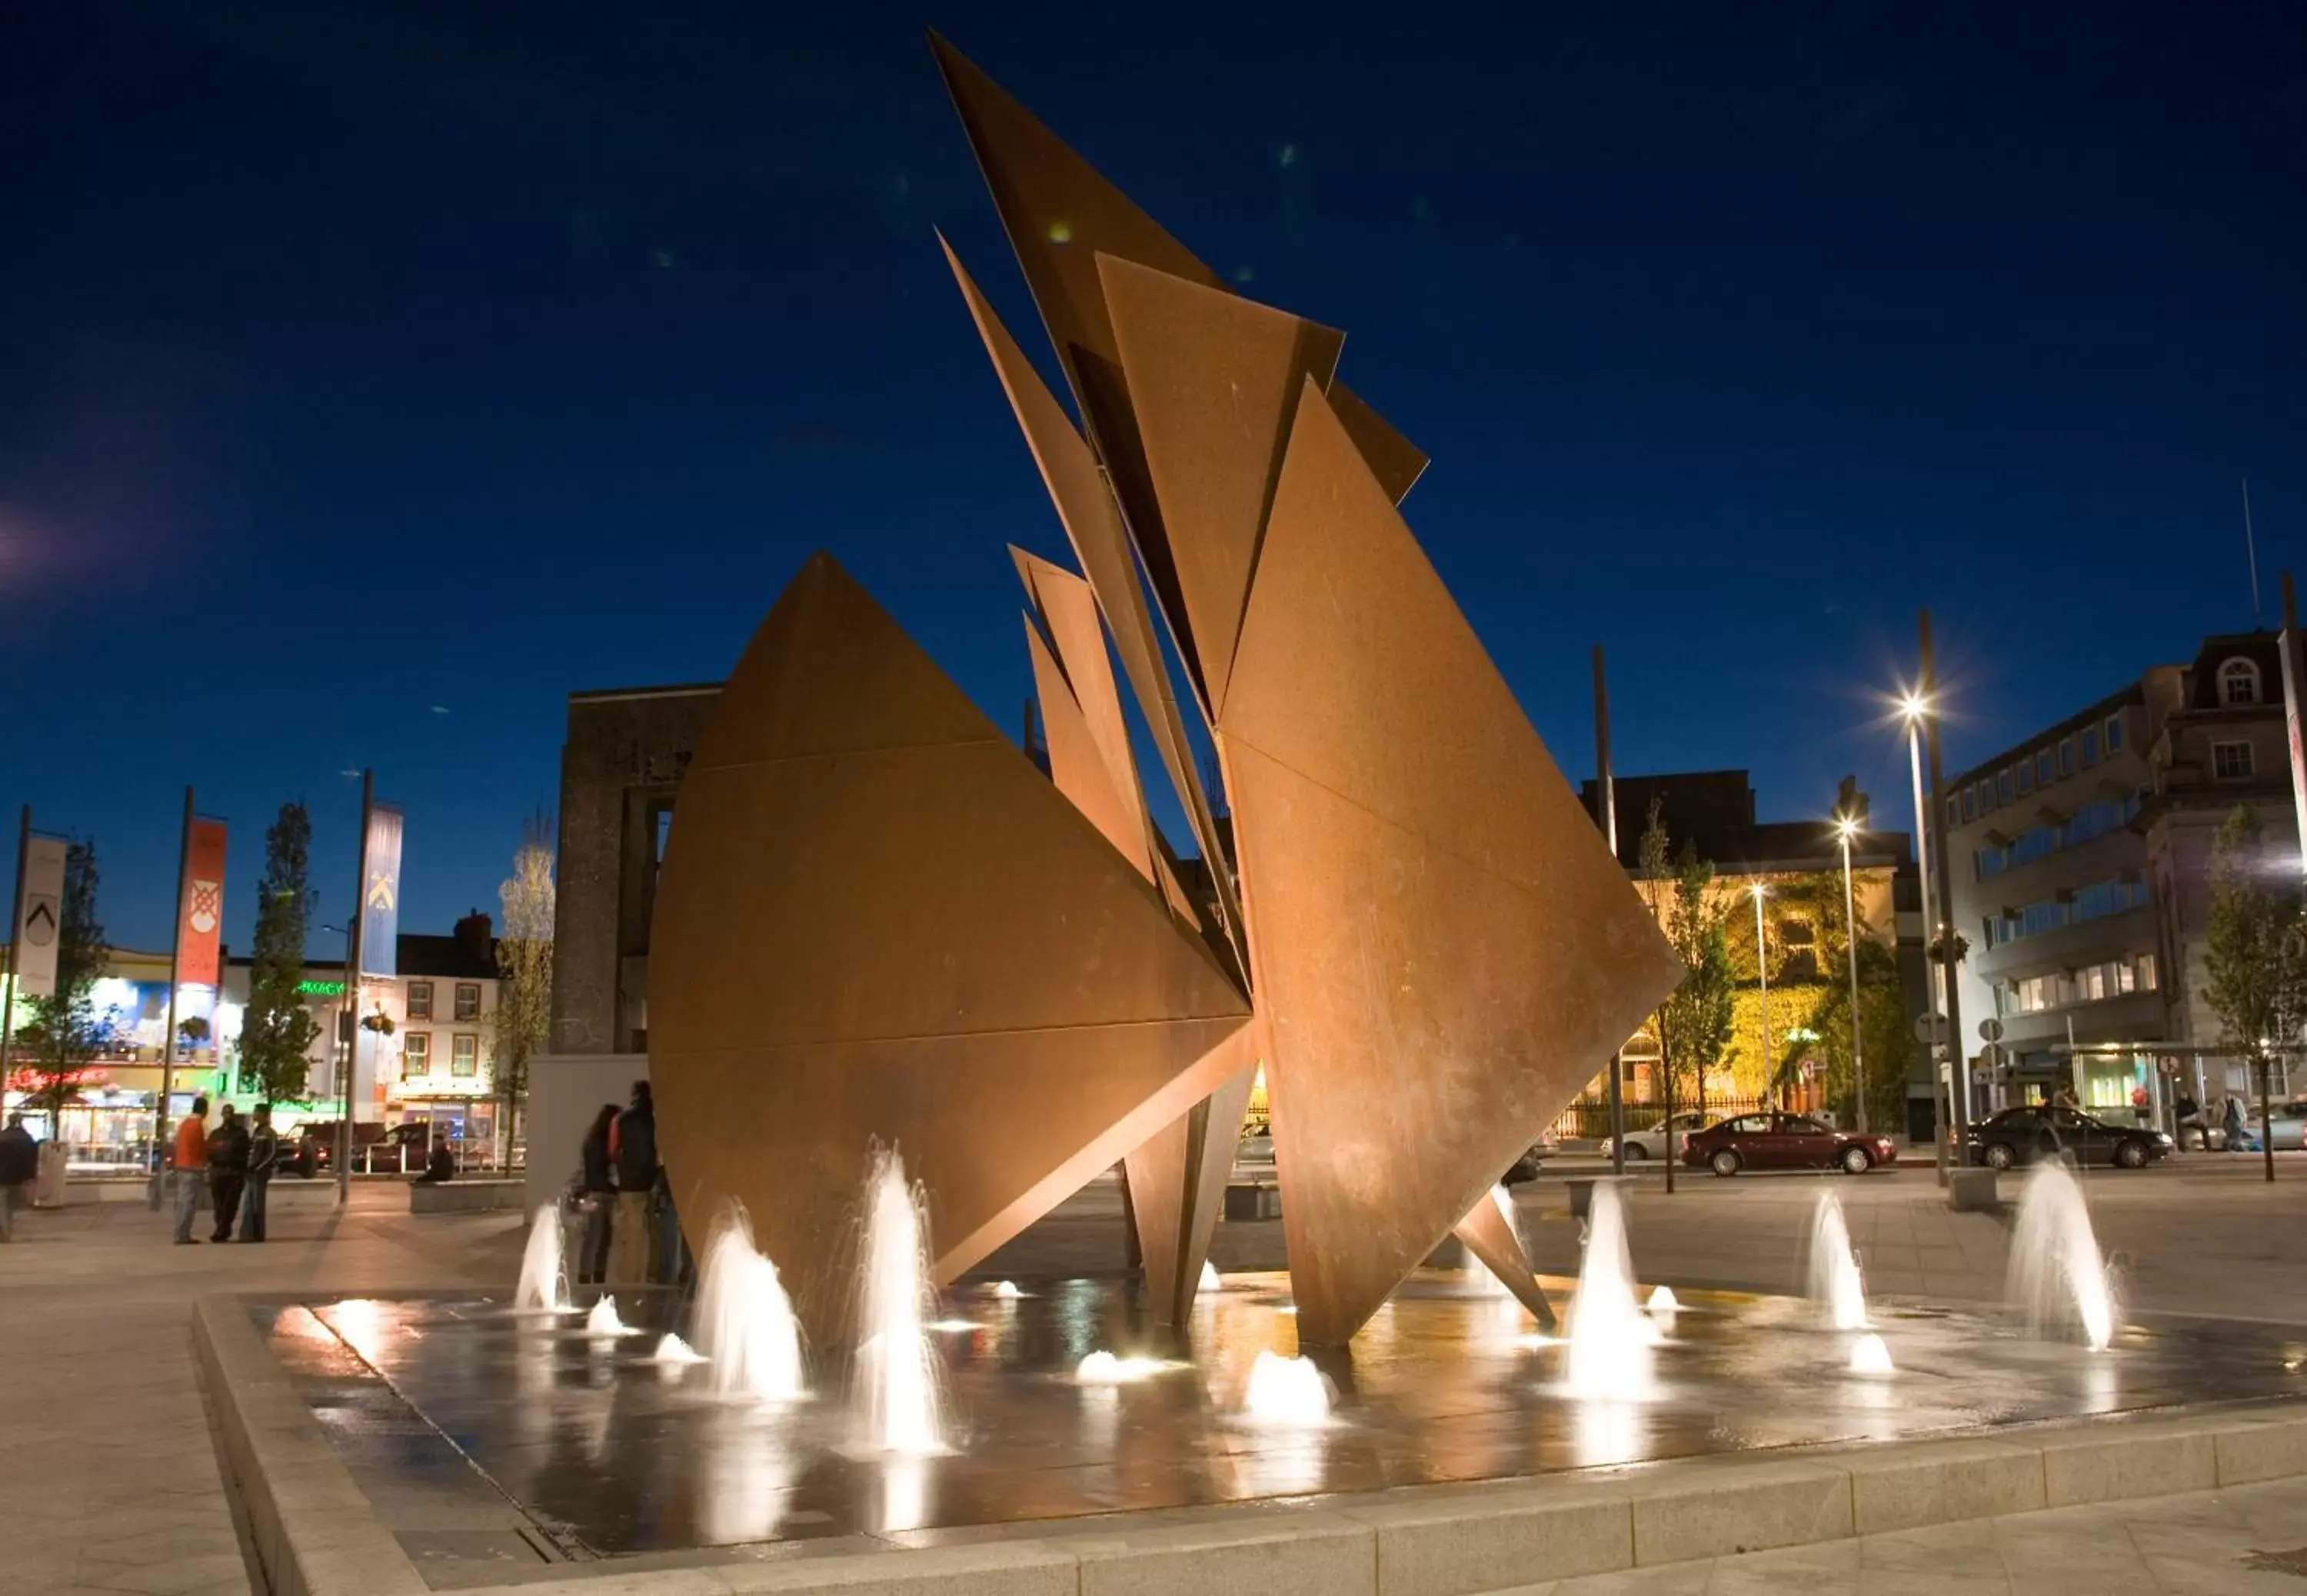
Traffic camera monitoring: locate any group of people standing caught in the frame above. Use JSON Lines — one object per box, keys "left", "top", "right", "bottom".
{"left": 574, "top": 1080, "right": 670, "bottom": 1286}
{"left": 166, "top": 1096, "right": 281, "bottom": 1243}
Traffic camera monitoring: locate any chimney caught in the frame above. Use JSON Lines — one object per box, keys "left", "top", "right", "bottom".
{"left": 454, "top": 909, "right": 494, "bottom": 969}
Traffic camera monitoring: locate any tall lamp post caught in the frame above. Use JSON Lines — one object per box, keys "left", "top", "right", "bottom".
{"left": 1752, "top": 883, "right": 1771, "bottom": 1108}
{"left": 1900, "top": 692, "right": 1949, "bottom": 1185}
{"left": 1835, "top": 814, "right": 1868, "bottom": 1134}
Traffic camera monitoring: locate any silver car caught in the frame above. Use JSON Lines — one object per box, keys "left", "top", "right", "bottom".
{"left": 1614, "top": 1110, "right": 1714, "bottom": 1162}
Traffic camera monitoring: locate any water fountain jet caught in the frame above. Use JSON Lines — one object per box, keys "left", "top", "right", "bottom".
{"left": 1566, "top": 1181, "right": 1660, "bottom": 1398}
{"left": 1849, "top": 1332, "right": 1894, "bottom": 1375}
{"left": 852, "top": 1148, "right": 949, "bottom": 1454}
{"left": 2008, "top": 1161, "right": 2118, "bottom": 1350}
{"left": 587, "top": 1296, "right": 629, "bottom": 1338}
{"left": 651, "top": 1332, "right": 707, "bottom": 1364}
{"left": 691, "top": 1205, "right": 805, "bottom": 1401}
{"left": 1806, "top": 1189, "right": 1869, "bottom": 1331}
{"left": 513, "top": 1208, "right": 569, "bottom": 1313}
{"left": 1242, "top": 1351, "right": 1331, "bottom": 1426}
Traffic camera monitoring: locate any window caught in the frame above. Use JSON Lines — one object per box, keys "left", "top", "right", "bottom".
{"left": 2137, "top": 952, "right": 2158, "bottom": 991}
{"left": 451, "top": 1034, "right": 478, "bottom": 1076}
{"left": 2212, "top": 740, "right": 2255, "bottom": 780}
{"left": 2081, "top": 727, "right": 2101, "bottom": 766}
{"left": 1998, "top": 770, "right": 2015, "bottom": 804}
{"left": 1782, "top": 1116, "right": 1829, "bottom": 1135}
{"left": 2008, "top": 824, "right": 2058, "bottom": 868}
{"left": 401, "top": 1032, "right": 430, "bottom": 1080}
{"left": 2012, "top": 973, "right": 2067, "bottom": 1013}
{"left": 2072, "top": 879, "right": 2148, "bottom": 923}
{"left": 2219, "top": 658, "right": 2262, "bottom": 707}
{"left": 454, "top": 983, "right": 481, "bottom": 1021}
{"left": 2059, "top": 737, "right": 2076, "bottom": 777}
{"left": 1947, "top": 797, "right": 1961, "bottom": 830}
{"left": 1977, "top": 847, "right": 2005, "bottom": 880}
{"left": 407, "top": 981, "right": 434, "bottom": 1020}
{"left": 1726, "top": 1115, "right": 1770, "bottom": 1133}
{"left": 2036, "top": 750, "right": 2055, "bottom": 786}
{"left": 1977, "top": 780, "right": 1994, "bottom": 813}
{"left": 1962, "top": 787, "right": 1977, "bottom": 822}
{"left": 1982, "top": 916, "right": 2000, "bottom": 950}
{"left": 2105, "top": 715, "right": 2125, "bottom": 753}
{"left": 2016, "top": 761, "right": 2034, "bottom": 796}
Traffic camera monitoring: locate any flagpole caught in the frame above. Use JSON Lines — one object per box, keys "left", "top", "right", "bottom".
{"left": 1, "top": 805, "right": 27, "bottom": 1089}
{"left": 338, "top": 771, "right": 371, "bottom": 1207}
{"left": 157, "top": 787, "right": 192, "bottom": 1159}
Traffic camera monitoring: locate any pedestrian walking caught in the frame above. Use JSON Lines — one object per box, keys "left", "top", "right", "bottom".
{"left": 2222, "top": 1092, "right": 2252, "bottom": 1152}
{"left": 609, "top": 1081, "right": 658, "bottom": 1286}
{"left": 577, "top": 1103, "right": 618, "bottom": 1285}
{"left": 208, "top": 1104, "right": 249, "bottom": 1242}
{"left": 170, "top": 1095, "right": 210, "bottom": 1245}
{"left": 238, "top": 1104, "right": 279, "bottom": 1242}
{"left": 0, "top": 1113, "right": 38, "bottom": 1242}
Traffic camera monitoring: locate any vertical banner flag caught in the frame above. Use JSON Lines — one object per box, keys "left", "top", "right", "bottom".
{"left": 360, "top": 803, "right": 404, "bottom": 978}
{"left": 179, "top": 820, "right": 229, "bottom": 987}
{"left": 14, "top": 836, "right": 68, "bottom": 998}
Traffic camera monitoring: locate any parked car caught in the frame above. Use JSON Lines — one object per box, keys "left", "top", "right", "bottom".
{"left": 1683, "top": 1112, "right": 1897, "bottom": 1176}
{"left": 1966, "top": 1106, "right": 2172, "bottom": 1170}
{"left": 1613, "top": 1110, "right": 1713, "bottom": 1162}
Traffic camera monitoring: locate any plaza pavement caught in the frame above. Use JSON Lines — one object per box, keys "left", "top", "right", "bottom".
{"left": 2, "top": 1154, "right": 2301, "bottom": 1595}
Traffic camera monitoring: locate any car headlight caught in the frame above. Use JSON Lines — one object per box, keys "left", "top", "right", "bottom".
{"left": 2154, "top": 1132, "right": 2173, "bottom": 1147}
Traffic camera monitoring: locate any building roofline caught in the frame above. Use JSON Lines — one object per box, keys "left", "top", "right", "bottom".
{"left": 568, "top": 682, "right": 724, "bottom": 705}
{"left": 1949, "top": 678, "right": 2153, "bottom": 790}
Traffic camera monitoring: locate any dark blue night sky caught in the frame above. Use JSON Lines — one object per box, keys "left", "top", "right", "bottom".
{"left": 4, "top": 2, "right": 2302, "bottom": 951}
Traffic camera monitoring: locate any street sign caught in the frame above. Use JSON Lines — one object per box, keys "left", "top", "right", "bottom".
{"left": 1979, "top": 1017, "right": 2005, "bottom": 1042}
{"left": 1913, "top": 1012, "right": 1947, "bottom": 1044}
{"left": 1979, "top": 1042, "right": 2006, "bottom": 1070}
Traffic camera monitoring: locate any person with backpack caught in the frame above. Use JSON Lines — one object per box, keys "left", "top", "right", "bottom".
{"left": 207, "top": 1104, "right": 250, "bottom": 1242}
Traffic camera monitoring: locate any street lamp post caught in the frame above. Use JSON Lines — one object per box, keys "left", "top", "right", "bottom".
{"left": 1902, "top": 693, "right": 1949, "bottom": 1186}
{"left": 1836, "top": 815, "right": 1868, "bottom": 1135}
{"left": 1753, "top": 883, "right": 1770, "bottom": 1109}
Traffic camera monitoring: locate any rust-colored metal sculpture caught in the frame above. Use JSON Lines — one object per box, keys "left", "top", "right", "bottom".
{"left": 648, "top": 553, "right": 1254, "bottom": 1342}
{"left": 1014, "top": 547, "right": 1247, "bottom": 1328}
{"left": 934, "top": 38, "right": 1679, "bottom": 1345}
{"left": 650, "top": 38, "right": 1676, "bottom": 1353}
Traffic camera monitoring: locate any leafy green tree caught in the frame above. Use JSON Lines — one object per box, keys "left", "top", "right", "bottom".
{"left": 492, "top": 812, "right": 556, "bottom": 1163}
{"left": 240, "top": 803, "right": 323, "bottom": 1104}
{"left": 17, "top": 841, "right": 114, "bottom": 1120}
{"left": 1639, "top": 800, "right": 1736, "bottom": 1114}
{"left": 2202, "top": 806, "right": 2307, "bottom": 1137}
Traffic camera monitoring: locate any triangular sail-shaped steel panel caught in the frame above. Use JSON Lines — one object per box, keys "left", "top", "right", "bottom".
{"left": 1099, "top": 254, "right": 1346, "bottom": 717}
{"left": 649, "top": 554, "right": 1254, "bottom": 1343}
{"left": 1220, "top": 384, "right": 1681, "bottom": 1346}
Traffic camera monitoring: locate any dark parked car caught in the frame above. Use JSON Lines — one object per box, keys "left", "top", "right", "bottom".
{"left": 1966, "top": 1106, "right": 2172, "bottom": 1170}
{"left": 1683, "top": 1112, "right": 1898, "bottom": 1176}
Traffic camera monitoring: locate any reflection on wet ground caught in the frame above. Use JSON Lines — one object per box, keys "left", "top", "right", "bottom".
{"left": 260, "top": 1270, "right": 2307, "bottom": 1570}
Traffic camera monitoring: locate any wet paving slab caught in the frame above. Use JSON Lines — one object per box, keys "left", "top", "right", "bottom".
{"left": 252, "top": 1271, "right": 2307, "bottom": 1583}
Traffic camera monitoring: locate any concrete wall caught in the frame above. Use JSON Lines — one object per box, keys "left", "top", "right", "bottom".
{"left": 522, "top": 1052, "right": 648, "bottom": 1219}
{"left": 551, "top": 685, "right": 719, "bottom": 1056}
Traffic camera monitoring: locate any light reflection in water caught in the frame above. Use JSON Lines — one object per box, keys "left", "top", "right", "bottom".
{"left": 330, "top": 1298, "right": 390, "bottom": 1364}
{"left": 1568, "top": 1390, "right": 1644, "bottom": 1468}
{"left": 878, "top": 1455, "right": 932, "bottom": 1534}
{"left": 698, "top": 1419, "right": 793, "bottom": 1544}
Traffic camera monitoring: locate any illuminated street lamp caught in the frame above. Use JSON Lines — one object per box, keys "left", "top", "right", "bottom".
{"left": 1835, "top": 814, "right": 1868, "bottom": 1134}
{"left": 1900, "top": 691, "right": 1950, "bottom": 1181}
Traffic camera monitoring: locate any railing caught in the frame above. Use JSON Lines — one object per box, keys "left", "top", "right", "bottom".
{"left": 1547, "top": 1093, "right": 1769, "bottom": 1143}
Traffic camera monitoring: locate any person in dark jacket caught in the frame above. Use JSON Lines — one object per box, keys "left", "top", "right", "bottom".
{"left": 609, "top": 1081, "right": 658, "bottom": 1285}
{"left": 0, "top": 1112, "right": 37, "bottom": 1242}
{"left": 237, "top": 1104, "right": 279, "bottom": 1242}
{"left": 207, "top": 1105, "right": 250, "bottom": 1242}
{"left": 576, "top": 1103, "right": 619, "bottom": 1285}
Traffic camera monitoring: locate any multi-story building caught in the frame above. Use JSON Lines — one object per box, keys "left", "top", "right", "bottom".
{"left": 1576, "top": 770, "right": 1928, "bottom": 1135}
{"left": 1943, "top": 633, "right": 2298, "bottom": 1115}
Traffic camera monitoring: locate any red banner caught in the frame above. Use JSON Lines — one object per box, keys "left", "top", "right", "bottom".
{"left": 179, "top": 819, "right": 228, "bottom": 987}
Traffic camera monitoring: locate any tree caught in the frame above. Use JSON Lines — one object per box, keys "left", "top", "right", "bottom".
{"left": 16, "top": 841, "right": 114, "bottom": 1122}
{"left": 2201, "top": 806, "right": 2307, "bottom": 1168}
{"left": 240, "top": 803, "right": 323, "bottom": 1105}
{"left": 1639, "top": 800, "right": 1736, "bottom": 1116}
{"left": 493, "top": 811, "right": 556, "bottom": 1165}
